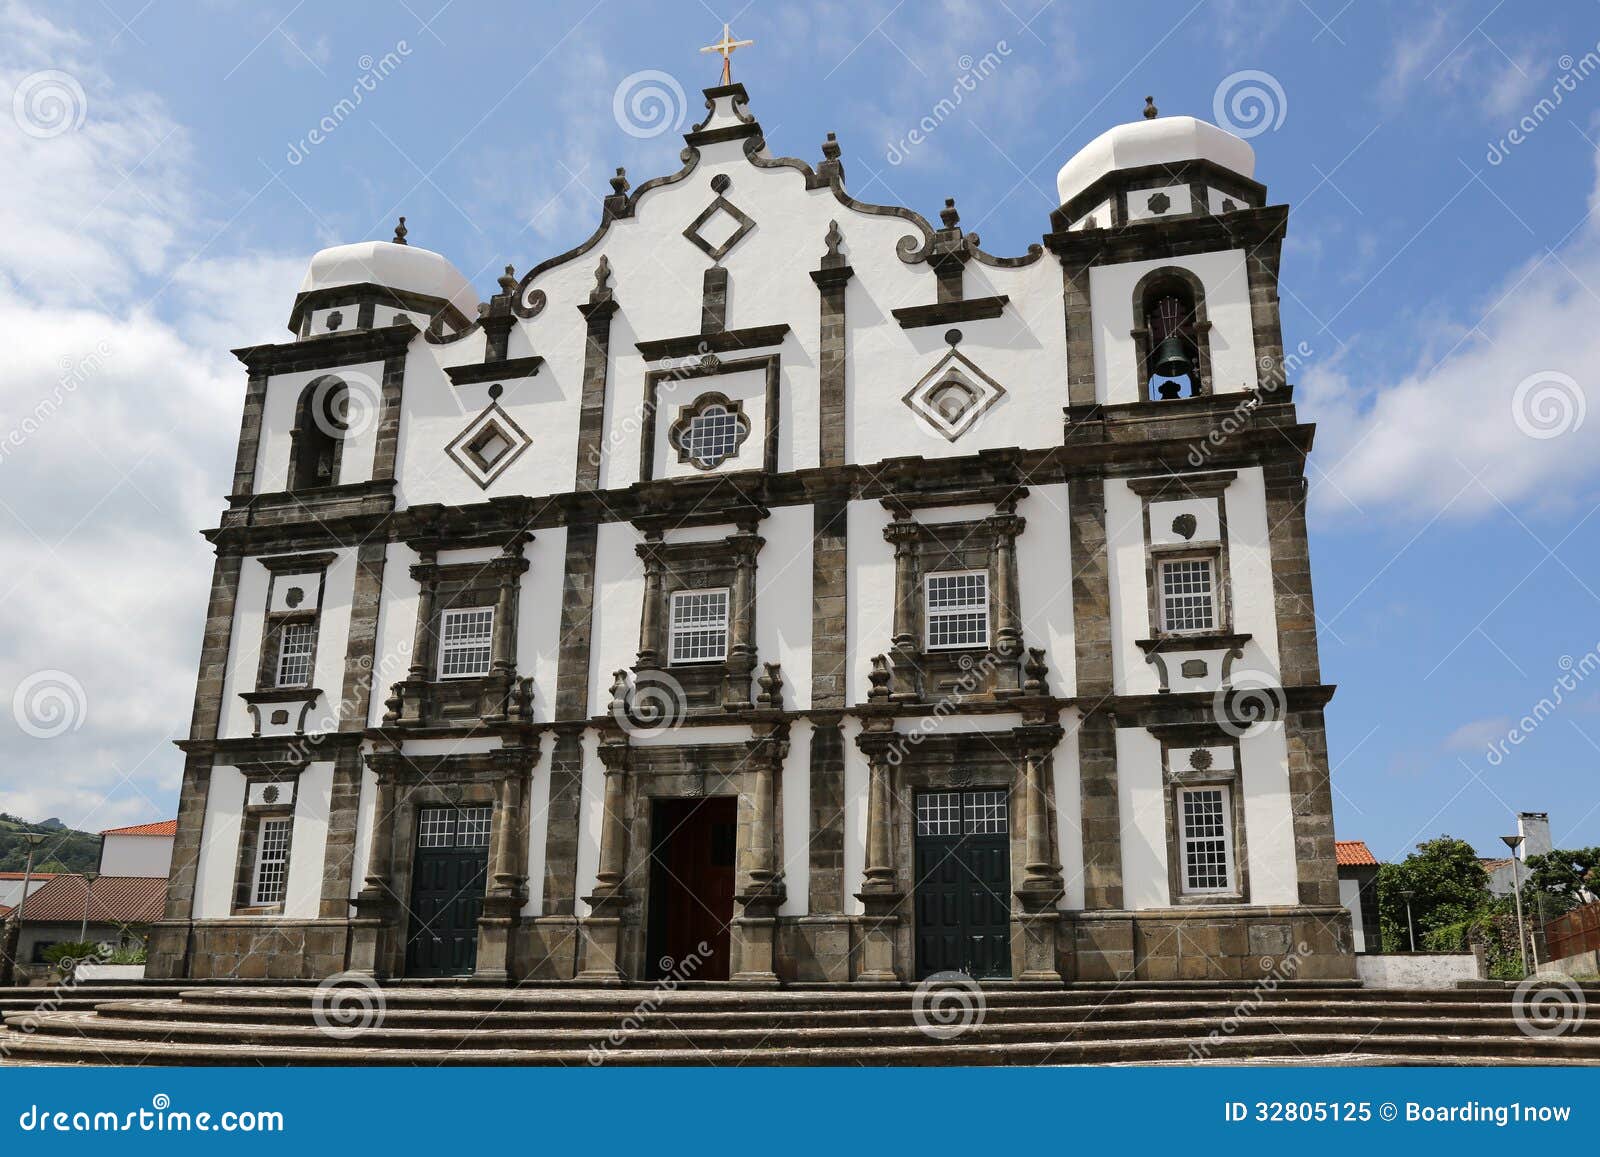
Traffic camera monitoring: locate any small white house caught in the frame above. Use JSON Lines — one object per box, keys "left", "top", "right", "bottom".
{"left": 97, "top": 820, "right": 176, "bottom": 878}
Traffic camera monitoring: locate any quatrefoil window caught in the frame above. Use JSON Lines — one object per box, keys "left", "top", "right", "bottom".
{"left": 669, "top": 392, "right": 751, "bottom": 470}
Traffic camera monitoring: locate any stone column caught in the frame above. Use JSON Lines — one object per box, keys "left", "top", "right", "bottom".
{"left": 578, "top": 737, "right": 631, "bottom": 981}
{"left": 1015, "top": 724, "right": 1065, "bottom": 982}
{"left": 723, "top": 525, "right": 763, "bottom": 708}
{"left": 854, "top": 726, "right": 904, "bottom": 983}
{"left": 883, "top": 516, "right": 922, "bottom": 701}
{"left": 989, "top": 505, "right": 1026, "bottom": 694}
{"left": 478, "top": 748, "right": 531, "bottom": 982}
{"left": 635, "top": 534, "right": 664, "bottom": 668}
{"left": 733, "top": 726, "right": 787, "bottom": 984}
{"left": 401, "top": 549, "right": 438, "bottom": 726}
{"left": 349, "top": 755, "right": 400, "bottom": 976}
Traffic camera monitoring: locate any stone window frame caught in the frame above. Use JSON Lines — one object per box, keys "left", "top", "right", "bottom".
{"left": 1152, "top": 726, "right": 1251, "bottom": 906}
{"left": 636, "top": 523, "right": 763, "bottom": 713}
{"left": 922, "top": 569, "right": 991, "bottom": 651}
{"left": 1129, "top": 265, "right": 1214, "bottom": 401}
{"left": 229, "top": 766, "right": 303, "bottom": 917}
{"left": 667, "top": 391, "right": 752, "bottom": 471}
{"left": 436, "top": 604, "right": 497, "bottom": 680}
{"left": 667, "top": 586, "right": 732, "bottom": 665}
{"left": 880, "top": 499, "right": 1028, "bottom": 702}
{"left": 287, "top": 375, "right": 348, "bottom": 490}
{"left": 639, "top": 353, "right": 780, "bottom": 482}
{"left": 253, "top": 553, "right": 336, "bottom": 694}
{"left": 1127, "top": 473, "right": 1238, "bottom": 644}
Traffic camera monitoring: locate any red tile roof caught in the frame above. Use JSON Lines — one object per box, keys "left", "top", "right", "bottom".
{"left": 0, "top": 905, "right": 11, "bottom": 919}
{"left": 99, "top": 820, "right": 177, "bottom": 837}
{"left": 1336, "top": 840, "right": 1378, "bottom": 867}
{"left": 15, "top": 876, "right": 167, "bottom": 924}
{"left": 0, "top": 872, "right": 58, "bottom": 881}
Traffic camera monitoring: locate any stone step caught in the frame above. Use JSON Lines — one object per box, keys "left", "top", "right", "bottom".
{"left": 91, "top": 996, "right": 1584, "bottom": 1031}
{"left": 3, "top": 1023, "right": 1596, "bottom": 1067}
{"left": 164, "top": 983, "right": 1542, "bottom": 1014}
{"left": 12, "top": 1008, "right": 1599, "bottom": 1052}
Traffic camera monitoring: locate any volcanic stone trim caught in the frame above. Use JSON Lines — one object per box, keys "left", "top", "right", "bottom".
{"left": 890, "top": 294, "right": 1009, "bottom": 329}
{"left": 1069, "top": 478, "right": 1123, "bottom": 911}
{"left": 811, "top": 240, "right": 852, "bottom": 468}
{"left": 1262, "top": 459, "right": 1321, "bottom": 686}
{"left": 232, "top": 321, "right": 417, "bottom": 377}
{"left": 158, "top": 748, "right": 217, "bottom": 928}
{"left": 807, "top": 715, "right": 846, "bottom": 914}
{"left": 574, "top": 294, "right": 617, "bottom": 492}
{"left": 542, "top": 728, "right": 585, "bottom": 918}
{"left": 810, "top": 499, "right": 848, "bottom": 707}
{"left": 372, "top": 352, "right": 407, "bottom": 483}
{"left": 1051, "top": 158, "right": 1267, "bottom": 231}
{"left": 1286, "top": 706, "right": 1341, "bottom": 907}
{"left": 1059, "top": 261, "right": 1096, "bottom": 409}
{"left": 701, "top": 266, "right": 728, "bottom": 334}
{"left": 634, "top": 323, "right": 789, "bottom": 361}
{"left": 444, "top": 355, "right": 544, "bottom": 386}
{"left": 639, "top": 353, "right": 780, "bottom": 481}
{"left": 287, "top": 284, "right": 468, "bottom": 339}
{"left": 230, "top": 372, "right": 270, "bottom": 496}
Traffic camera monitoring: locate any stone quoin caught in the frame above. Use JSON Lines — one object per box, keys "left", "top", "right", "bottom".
{"left": 146, "top": 80, "right": 1352, "bottom": 986}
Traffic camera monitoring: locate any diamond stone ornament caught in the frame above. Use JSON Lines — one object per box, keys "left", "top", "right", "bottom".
{"left": 445, "top": 402, "right": 531, "bottom": 489}
{"left": 902, "top": 348, "right": 1007, "bottom": 441}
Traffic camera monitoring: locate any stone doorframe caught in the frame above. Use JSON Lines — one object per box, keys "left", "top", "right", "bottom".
{"left": 854, "top": 707, "right": 1065, "bottom": 982}
{"left": 578, "top": 718, "right": 788, "bottom": 984}
{"left": 348, "top": 741, "right": 539, "bottom": 979}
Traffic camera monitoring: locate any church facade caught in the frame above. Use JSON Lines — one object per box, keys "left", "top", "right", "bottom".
{"left": 147, "top": 82, "right": 1354, "bottom": 985}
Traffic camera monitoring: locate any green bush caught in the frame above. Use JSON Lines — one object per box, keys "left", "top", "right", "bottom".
{"left": 40, "top": 941, "right": 105, "bottom": 972}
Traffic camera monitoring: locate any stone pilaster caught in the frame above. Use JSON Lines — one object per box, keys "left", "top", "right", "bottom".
{"left": 989, "top": 504, "right": 1026, "bottom": 694}
{"left": 373, "top": 351, "right": 407, "bottom": 481}
{"left": 1015, "top": 723, "right": 1065, "bottom": 981}
{"left": 854, "top": 725, "right": 904, "bottom": 983}
{"left": 229, "top": 372, "right": 269, "bottom": 496}
{"left": 809, "top": 220, "right": 853, "bottom": 469}
{"left": 578, "top": 736, "right": 631, "bottom": 981}
{"left": 348, "top": 755, "right": 399, "bottom": 975}
{"left": 807, "top": 714, "right": 846, "bottom": 914}
{"left": 733, "top": 725, "right": 787, "bottom": 984}
{"left": 574, "top": 259, "right": 618, "bottom": 491}
{"left": 883, "top": 516, "right": 922, "bottom": 701}
{"left": 1263, "top": 459, "right": 1322, "bottom": 688}
{"left": 635, "top": 533, "right": 665, "bottom": 668}
{"left": 723, "top": 525, "right": 763, "bottom": 709}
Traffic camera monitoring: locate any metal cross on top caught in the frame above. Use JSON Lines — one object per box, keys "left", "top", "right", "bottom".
{"left": 700, "top": 22, "right": 753, "bottom": 85}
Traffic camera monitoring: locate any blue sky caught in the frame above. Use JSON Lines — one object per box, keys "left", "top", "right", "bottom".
{"left": 1, "top": 0, "right": 1598, "bottom": 864}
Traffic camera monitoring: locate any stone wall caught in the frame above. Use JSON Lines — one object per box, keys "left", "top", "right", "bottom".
{"left": 1356, "top": 952, "right": 1481, "bottom": 989}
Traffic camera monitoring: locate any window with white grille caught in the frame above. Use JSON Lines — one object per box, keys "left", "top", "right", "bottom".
{"left": 1179, "top": 786, "right": 1233, "bottom": 893}
{"left": 251, "top": 816, "right": 293, "bottom": 905}
{"left": 964, "top": 789, "right": 1009, "bottom": 835}
{"left": 1159, "top": 557, "right": 1216, "bottom": 633}
{"left": 417, "top": 806, "right": 492, "bottom": 849}
{"left": 682, "top": 403, "right": 746, "bottom": 468}
{"left": 669, "top": 588, "right": 729, "bottom": 664}
{"left": 457, "top": 806, "right": 493, "bottom": 847}
{"left": 438, "top": 607, "right": 494, "bottom": 678}
{"left": 925, "top": 571, "right": 989, "bottom": 650}
{"left": 274, "top": 621, "right": 316, "bottom": 687}
{"left": 916, "top": 791, "right": 963, "bottom": 836}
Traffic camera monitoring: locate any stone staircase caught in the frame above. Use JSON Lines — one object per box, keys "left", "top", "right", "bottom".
{"left": 3, "top": 981, "right": 1597, "bottom": 1065}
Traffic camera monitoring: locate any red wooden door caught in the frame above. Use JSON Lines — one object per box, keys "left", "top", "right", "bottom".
{"left": 647, "top": 797, "right": 735, "bottom": 980}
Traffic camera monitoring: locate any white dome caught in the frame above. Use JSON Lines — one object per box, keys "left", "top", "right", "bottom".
{"left": 1055, "top": 115, "right": 1255, "bottom": 207}
{"left": 299, "top": 240, "right": 478, "bottom": 316}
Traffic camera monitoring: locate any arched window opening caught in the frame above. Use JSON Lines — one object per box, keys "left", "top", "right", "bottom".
{"left": 289, "top": 378, "right": 347, "bottom": 490}
{"left": 1144, "top": 289, "right": 1200, "bottom": 401}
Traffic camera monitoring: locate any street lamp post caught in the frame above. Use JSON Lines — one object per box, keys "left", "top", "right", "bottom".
{"left": 1502, "top": 834, "right": 1529, "bottom": 977}
{"left": 78, "top": 871, "right": 99, "bottom": 944}
{"left": 2, "top": 832, "right": 48, "bottom": 982}
{"left": 1398, "top": 888, "right": 1417, "bottom": 951}
{"left": 16, "top": 832, "right": 46, "bottom": 926}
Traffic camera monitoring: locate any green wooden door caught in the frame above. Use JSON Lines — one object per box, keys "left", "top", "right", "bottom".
{"left": 404, "top": 806, "right": 491, "bottom": 977}
{"left": 913, "top": 789, "right": 1012, "bottom": 979}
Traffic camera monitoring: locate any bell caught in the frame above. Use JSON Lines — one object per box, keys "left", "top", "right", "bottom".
{"left": 1151, "top": 334, "right": 1194, "bottom": 380}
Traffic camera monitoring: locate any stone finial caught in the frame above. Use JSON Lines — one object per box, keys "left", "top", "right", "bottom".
{"left": 610, "top": 166, "right": 630, "bottom": 196}
{"left": 607, "top": 669, "right": 630, "bottom": 716}
{"left": 868, "top": 654, "right": 893, "bottom": 702}
{"left": 1024, "top": 647, "right": 1049, "bottom": 694}
{"left": 940, "top": 197, "right": 960, "bottom": 229}
{"left": 757, "top": 662, "right": 784, "bottom": 709}
{"left": 822, "top": 132, "right": 841, "bottom": 162}
{"left": 818, "top": 131, "right": 845, "bottom": 183}
{"left": 497, "top": 264, "right": 518, "bottom": 296}
{"left": 1143, "top": 95, "right": 1158, "bottom": 119}
{"left": 824, "top": 219, "right": 843, "bottom": 258}
{"left": 593, "top": 254, "right": 612, "bottom": 293}
{"left": 393, "top": 216, "right": 408, "bottom": 244}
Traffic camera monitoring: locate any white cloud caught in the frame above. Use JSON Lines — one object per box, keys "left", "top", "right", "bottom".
{"left": 0, "top": 4, "right": 301, "bottom": 828}
{"left": 1307, "top": 153, "right": 1600, "bottom": 522}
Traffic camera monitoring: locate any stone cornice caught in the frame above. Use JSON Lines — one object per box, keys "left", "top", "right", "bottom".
{"left": 635, "top": 322, "right": 789, "bottom": 361}
{"left": 890, "top": 295, "right": 1009, "bottom": 329}
{"left": 232, "top": 322, "right": 417, "bottom": 376}
{"left": 444, "top": 355, "right": 544, "bottom": 386}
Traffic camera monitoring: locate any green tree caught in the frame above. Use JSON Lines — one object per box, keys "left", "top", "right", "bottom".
{"left": 1522, "top": 847, "right": 1600, "bottom": 918}
{"left": 1375, "top": 836, "right": 1494, "bottom": 952}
